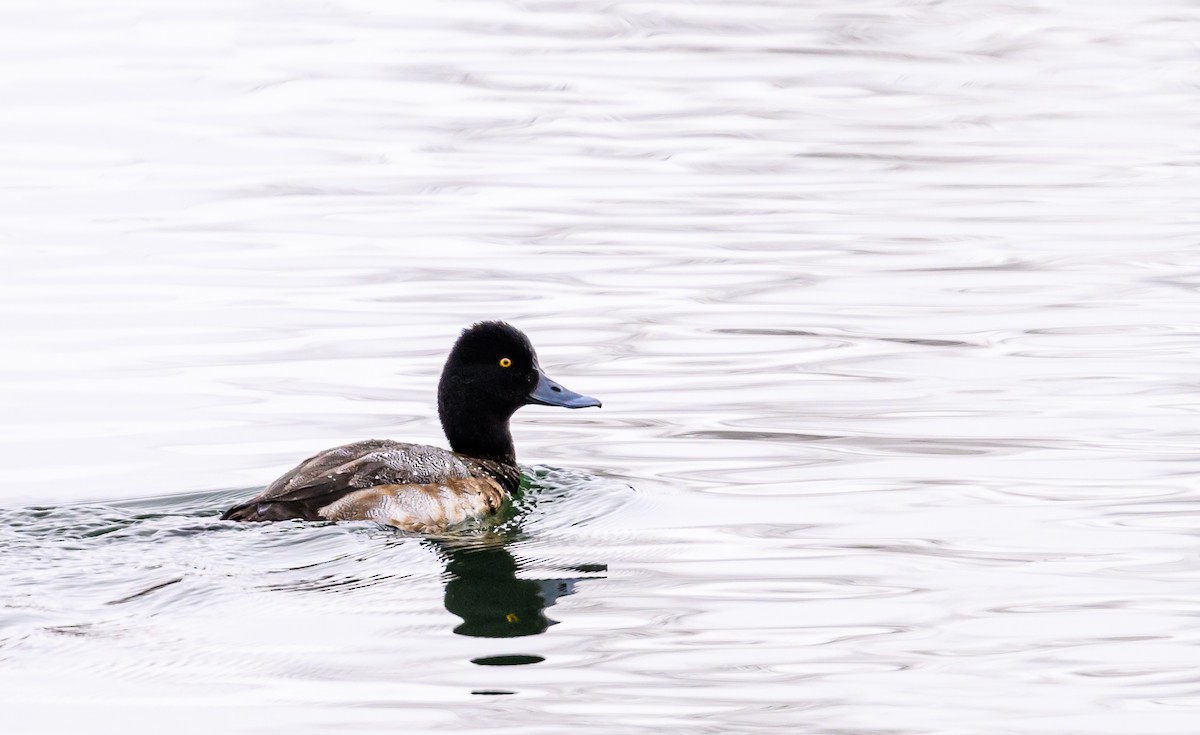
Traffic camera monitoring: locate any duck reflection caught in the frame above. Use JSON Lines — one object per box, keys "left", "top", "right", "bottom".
{"left": 429, "top": 538, "right": 605, "bottom": 638}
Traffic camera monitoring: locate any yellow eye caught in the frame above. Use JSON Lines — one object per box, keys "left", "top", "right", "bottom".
{"left": 499, "top": 357, "right": 512, "bottom": 368}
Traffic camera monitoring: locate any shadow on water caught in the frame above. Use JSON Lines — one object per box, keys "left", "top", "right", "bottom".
{"left": 431, "top": 538, "right": 607, "bottom": 643}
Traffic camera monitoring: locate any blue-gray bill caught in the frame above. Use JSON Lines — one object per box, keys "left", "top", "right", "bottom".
{"left": 527, "top": 369, "right": 601, "bottom": 409}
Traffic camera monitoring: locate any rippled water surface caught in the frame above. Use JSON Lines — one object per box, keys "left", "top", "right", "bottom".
{"left": 2, "top": 1, "right": 1199, "bottom": 733}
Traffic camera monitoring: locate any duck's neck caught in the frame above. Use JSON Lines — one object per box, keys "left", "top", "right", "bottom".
{"left": 439, "top": 402, "right": 517, "bottom": 464}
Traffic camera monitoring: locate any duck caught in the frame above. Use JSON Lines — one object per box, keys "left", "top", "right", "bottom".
{"left": 220, "top": 321, "right": 600, "bottom": 531}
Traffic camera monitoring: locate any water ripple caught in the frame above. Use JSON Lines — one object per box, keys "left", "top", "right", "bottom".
{"left": 3, "top": 0, "right": 1200, "bottom": 732}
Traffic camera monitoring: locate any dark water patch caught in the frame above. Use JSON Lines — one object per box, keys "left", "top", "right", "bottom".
{"left": 678, "top": 430, "right": 838, "bottom": 443}
{"left": 877, "top": 337, "right": 974, "bottom": 348}
{"left": 712, "top": 328, "right": 819, "bottom": 336}
{"left": 471, "top": 689, "right": 516, "bottom": 696}
{"left": 472, "top": 654, "right": 544, "bottom": 666}
{"left": 106, "top": 578, "right": 184, "bottom": 606}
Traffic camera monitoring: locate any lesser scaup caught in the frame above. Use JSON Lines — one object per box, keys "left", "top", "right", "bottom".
{"left": 220, "top": 321, "right": 600, "bottom": 530}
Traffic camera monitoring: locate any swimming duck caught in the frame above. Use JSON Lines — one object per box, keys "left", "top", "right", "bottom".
{"left": 220, "top": 321, "right": 600, "bottom": 530}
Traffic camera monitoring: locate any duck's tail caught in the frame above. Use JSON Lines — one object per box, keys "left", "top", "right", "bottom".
{"left": 219, "top": 500, "right": 260, "bottom": 521}
{"left": 220, "top": 498, "right": 331, "bottom": 522}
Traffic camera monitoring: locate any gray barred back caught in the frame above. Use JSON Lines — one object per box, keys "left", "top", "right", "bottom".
{"left": 263, "top": 439, "right": 473, "bottom": 499}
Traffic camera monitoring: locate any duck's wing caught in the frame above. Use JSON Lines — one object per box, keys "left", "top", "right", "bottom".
{"left": 221, "top": 440, "right": 472, "bottom": 522}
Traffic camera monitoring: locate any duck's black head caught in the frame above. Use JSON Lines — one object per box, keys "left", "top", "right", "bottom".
{"left": 437, "top": 321, "right": 601, "bottom": 462}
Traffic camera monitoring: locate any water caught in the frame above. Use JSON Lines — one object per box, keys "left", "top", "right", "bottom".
{"left": 1, "top": 1, "right": 1199, "bottom": 732}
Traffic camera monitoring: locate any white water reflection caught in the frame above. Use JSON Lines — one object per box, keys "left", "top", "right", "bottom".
{"left": 2, "top": 0, "right": 1199, "bottom": 733}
